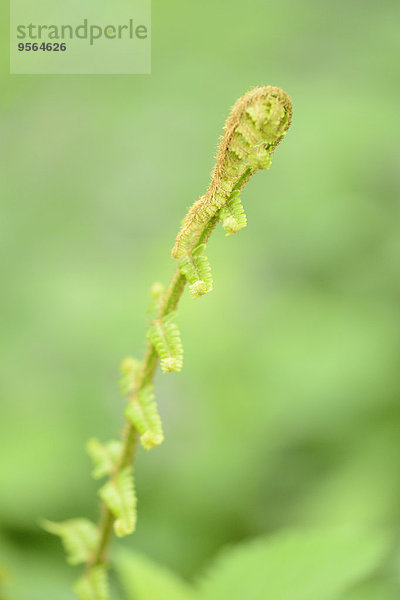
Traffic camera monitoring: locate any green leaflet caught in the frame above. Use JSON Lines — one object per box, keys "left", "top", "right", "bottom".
{"left": 179, "top": 243, "right": 213, "bottom": 298}
{"left": 74, "top": 566, "right": 108, "bottom": 600}
{"left": 86, "top": 438, "right": 122, "bottom": 480}
{"left": 125, "top": 385, "right": 164, "bottom": 450}
{"left": 147, "top": 310, "right": 183, "bottom": 373}
{"left": 119, "top": 357, "right": 142, "bottom": 396}
{"left": 115, "top": 549, "right": 197, "bottom": 600}
{"left": 98, "top": 467, "right": 137, "bottom": 537}
{"left": 248, "top": 144, "right": 272, "bottom": 171}
{"left": 219, "top": 191, "right": 247, "bottom": 236}
{"left": 236, "top": 112, "right": 261, "bottom": 147}
{"left": 197, "top": 528, "right": 389, "bottom": 600}
{"left": 42, "top": 519, "right": 99, "bottom": 565}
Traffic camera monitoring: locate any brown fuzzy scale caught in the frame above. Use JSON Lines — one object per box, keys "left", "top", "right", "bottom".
{"left": 172, "top": 86, "right": 292, "bottom": 260}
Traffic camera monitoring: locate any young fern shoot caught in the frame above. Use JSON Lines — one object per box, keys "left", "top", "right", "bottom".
{"left": 44, "top": 86, "right": 292, "bottom": 600}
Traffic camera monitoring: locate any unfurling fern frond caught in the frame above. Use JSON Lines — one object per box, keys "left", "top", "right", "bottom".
{"left": 172, "top": 87, "right": 292, "bottom": 260}
{"left": 179, "top": 243, "right": 213, "bottom": 298}
{"left": 125, "top": 385, "right": 164, "bottom": 450}
{"left": 147, "top": 311, "right": 183, "bottom": 373}
{"left": 219, "top": 190, "right": 247, "bottom": 236}
{"left": 74, "top": 566, "right": 108, "bottom": 600}
{"left": 86, "top": 438, "right": 122, "bottom": 480}
{"left": 98, "top": 467, "right": 136, "bottom": 537}
{"left": 49, "top": 87, "right": 293, "bottom": 600}
{"left": 119, "top": 357, "right": 142, "bottom": 396}
{"left": 42, "top": 519, "right": 99, "bottom": 565}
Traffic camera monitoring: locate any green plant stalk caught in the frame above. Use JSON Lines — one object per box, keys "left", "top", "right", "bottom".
{"left": 89, "top": 269, "right": 186, "bottom": 568}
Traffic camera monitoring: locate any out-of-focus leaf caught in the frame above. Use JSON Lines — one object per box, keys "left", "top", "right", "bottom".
{"left": 197, "top": 528, "right": 389, "bottom": 600}
{"left": 115, "top": 549, "right": 197, "bottom": 600}
{"left": 338, "top": 580, "right": 400, "bottom": 600}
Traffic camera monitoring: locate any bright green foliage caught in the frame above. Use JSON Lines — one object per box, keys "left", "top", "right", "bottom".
{"left": 147, "top": 310, "right": 183, "bottom": 373}
{"left": 86, "top": 438, "right": 122, "bottom": 480}
{"left": 74, "top": 566, "right": 108, "bottom": 600}
{"left": 42, "top": 519, "right": 99, "bottom": 565}
{"left": 125, "top": 385, "right": 164, "bottom": 450}
{"left": 115, "top": 549, "right": 197, "bottom": 600}
{"left": 98, "top": 467, "right": 137, "bottom": 537}
{"left": 119, "top": 357, "right": 142, "bottom": 396}
{"left": 179, "top": 243, "right": 213, "bottom": 298}
{"left": 219, "top": 190, "right": 247, "bottom": 236}
{"left": 197, "top": 528, "right": 389, "bottom": 600}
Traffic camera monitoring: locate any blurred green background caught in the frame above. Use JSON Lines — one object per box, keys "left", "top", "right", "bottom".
{"left": 1, "top": 0, "right": 400, "bottom": 598}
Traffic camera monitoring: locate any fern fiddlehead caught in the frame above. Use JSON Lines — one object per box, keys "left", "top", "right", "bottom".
{"left": 46, "top": 86, "right": 292, "bottom": 599}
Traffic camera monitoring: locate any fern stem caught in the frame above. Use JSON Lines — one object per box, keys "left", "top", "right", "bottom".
{"left": 89, "top": 269, "right": 187, "bottom": 569}
{"left": 91, "top": 507, "right": 113, "bottom": 567}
